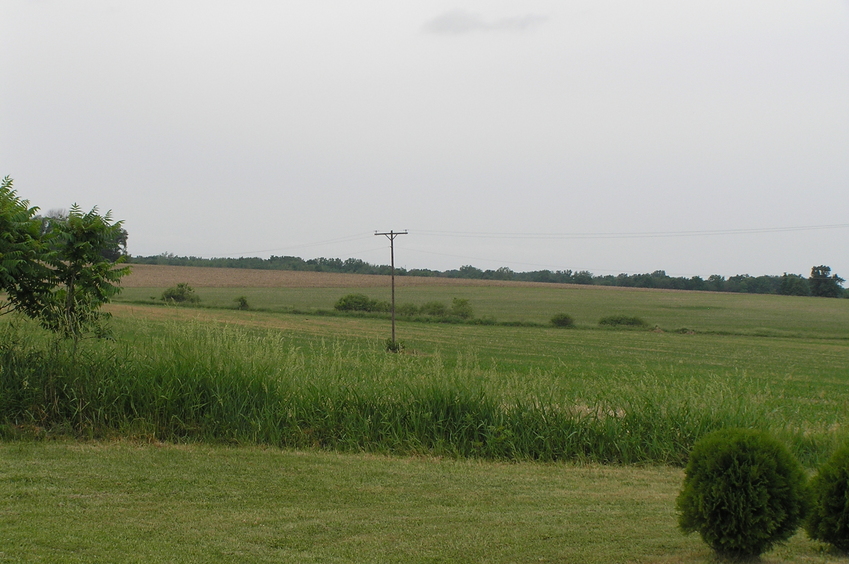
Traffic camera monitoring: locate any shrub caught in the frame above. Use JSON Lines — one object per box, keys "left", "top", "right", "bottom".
{"left": 550, "top": 313, "right": 575, "bottom": 328}
{"left": 161, "top": 283, "right": 199, "bottom": 304}
{"left": 420, "top": 301, "right": 448, "bottom": 317}
{"left": 395, "top": 303, "right": 420, "bottom": 317}
{"left": 334, "top": 293, "right": 375, "bottom": 312}
{"left": 806, "top": 444, "right": 849, "bottom": 550}
{"left": 234, "top": 296, "right": 249, "bottom": 310}
{"left": 384, "top": 338, "right": 404, "bottom": 353}
{"left": 599, "top": 315, "right": 647, "bottom": 328}
{"left": 677, "top": 428, "right": 809, "bottom": 559}
{"left": 449, "top": 298, "right": 474, "bottom": 319}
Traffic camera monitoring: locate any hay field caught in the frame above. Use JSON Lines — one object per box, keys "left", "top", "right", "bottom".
{"left": 121, "top": 263, "right": 589, "bottom": 289}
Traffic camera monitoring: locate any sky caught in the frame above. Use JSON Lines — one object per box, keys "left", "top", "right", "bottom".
{"left": 2, "top": 1, "right": 848, "bottom": 279}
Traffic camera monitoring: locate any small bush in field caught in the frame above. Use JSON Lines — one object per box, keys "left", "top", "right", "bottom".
{"left": 234, "top": 296, "right": 249, "bottom": 310}
{"left": 384, "top": 339, "right": 404, "bottom": 353}
{"left": 677, "top": 428, "right": 809, "bottom": 559}
{"left": 420, "top": 301, "right": 448, "bottom": 317}
{"left": 161, "top": 283, "right": 199, "bottom": 304}
{"left": 550, "top": 313, "right": 574, "bottom": 328}
{"left": 395, "top": 303, "right": 420, "bottom": 316}
{"left": 449, "top": 298, "right": 474, "bottom": 319}
{"left": 598, "top": 315, "right": 647, "bottom": 328}
{"left": 334, "top": 293, "right": 376, "bottom": 312}
{"left": 806, "top": 444, "right": 849, "bottom": 550}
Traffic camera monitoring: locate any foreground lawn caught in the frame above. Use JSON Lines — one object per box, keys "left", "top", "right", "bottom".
{"left": 1, "top": 442, "right": 844, "bottom": 564}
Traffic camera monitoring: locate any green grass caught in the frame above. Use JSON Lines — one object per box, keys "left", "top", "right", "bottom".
{"left": 115, "top": 284, "right": 849, "bottom": 339}
{"left": 3, "top": 304, "right": 847, "bottom": 465}
{"left": 3, "top": 281, "right": 849, "bottom": 562}
{"left": 3, "top": 441, "right": 847, "bottom": 564}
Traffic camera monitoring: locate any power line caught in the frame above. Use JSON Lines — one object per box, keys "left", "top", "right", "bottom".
{"left": 414, "top": 223, "right": 849, "bottom": 240}
{"left": 209, "top": 232, "right": 374, "bottom": 258}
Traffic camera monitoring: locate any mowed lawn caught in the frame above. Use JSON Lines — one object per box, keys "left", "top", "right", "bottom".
{"left": 2, "top": 442, "right": 846, "bottom": 564}
{"left": 4, "top": 265, "right": 849, "bottom": 562}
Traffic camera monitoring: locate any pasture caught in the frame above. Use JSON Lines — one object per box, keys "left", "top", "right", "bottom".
{"left": 2, "top": 264, "right": 849, "bottom": 562}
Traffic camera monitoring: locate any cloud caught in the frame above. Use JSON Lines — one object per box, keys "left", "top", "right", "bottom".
{"left": 423, "top": 10, "right": 547, "bottom": 35}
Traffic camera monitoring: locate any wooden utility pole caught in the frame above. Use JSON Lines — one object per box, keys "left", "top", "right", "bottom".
{"left": 375, "top": 230, "right": 407, "bottom": 346}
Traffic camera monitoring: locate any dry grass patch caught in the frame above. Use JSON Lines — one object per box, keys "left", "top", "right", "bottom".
{"left": 121, "top": 264, "right": 592, "bottom": 289}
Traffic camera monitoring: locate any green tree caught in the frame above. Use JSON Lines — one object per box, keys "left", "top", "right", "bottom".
{"left": 0, "top": 176, "right": 52, "bottom": 317}
{"left": 809, "top": 265, "right": 844, "bottom": 298}
{"left": 37, "top": 204, "right": 130, "bottom": 342}
{"left": 779, "top": 273, "right": 810, "bottom": 296}
{"left": 1, "top": 177, "right": 129, "bottom": 343}
{"left": 39, "top": 209, "right": 128, "bottom": 261}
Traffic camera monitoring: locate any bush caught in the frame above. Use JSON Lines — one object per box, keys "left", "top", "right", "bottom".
{"left": 677, "top": 428, "right": 809, "bottom": 559}
{"left": 395, "top": 303, "right": 420, "bottom": 317}
{"left": 384, "top": 338, "right": 404, "bottom": 353}
{"left": 335, "top": 293, "right": 376, "bottom": 312}
{"left": 234, "top": 296, "right": 249, "bottom": 310}
{"left": 161, "top": 283, "right": 199, "bottom": 304}
{"left": 550, "top": 313, "right": 574, "bottom": 328}
{"left": 420, "top": 301, "right": 448, "bottom": 317}
{"left": 599, "top": 315, "right": 647, "bottom": 328}
{"left": 449, "top": 298, "right": 474, "bottom": 319}
{"left": 806, "top": 444, "right": 849, "bottom": 550}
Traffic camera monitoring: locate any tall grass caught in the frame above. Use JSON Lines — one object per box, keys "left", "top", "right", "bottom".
{"left": 0, "top": 319, "right": 842, "bottom": 465}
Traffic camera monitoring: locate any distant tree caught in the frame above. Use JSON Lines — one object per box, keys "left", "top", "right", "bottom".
{"left": 572, "top": 270, "right": 594, "bottom": 285}
{"left": 809, "top": 266, "right": 844, "bottom": 298}
{"left": 779, "top": 274, "right": 811, "bottom": 296}
{"left": 706, "top": 275, "right": 726, "bottom": 292}
{"left": 458, "top": 265, "right": 484, "bottom": 279}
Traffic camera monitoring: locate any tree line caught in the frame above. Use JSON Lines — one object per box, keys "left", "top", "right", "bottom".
{"left": 131, "top": 254, "right": 846, "bottom": 298}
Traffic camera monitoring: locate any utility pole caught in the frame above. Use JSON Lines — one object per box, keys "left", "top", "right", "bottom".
{"left": 375, "top": 230, "right": 407, "bottom": 347}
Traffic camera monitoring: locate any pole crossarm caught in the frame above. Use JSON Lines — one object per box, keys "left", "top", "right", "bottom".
{"left": 374, "top": 230, "right": 407, "bottom": 346}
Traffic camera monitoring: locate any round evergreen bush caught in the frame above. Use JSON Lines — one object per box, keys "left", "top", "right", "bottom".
{"left": 806, "top": 444, "right": 849, "bottom": 550}
{"left": 676, "top": 428, "right": 809, "bottom": 559}
{"left": 550, "top": 313, "right": 574, "bottom": 328}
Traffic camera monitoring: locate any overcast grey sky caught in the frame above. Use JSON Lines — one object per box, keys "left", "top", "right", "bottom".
{"left": 3, "top": 1, "right": 848, "bottom": 278}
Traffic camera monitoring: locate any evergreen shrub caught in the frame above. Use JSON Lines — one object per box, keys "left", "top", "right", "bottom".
{"left": 806, "top": 444, "right": 849, "bottom": 551}
{"left": 676, "top": 428, "right": 809, "bottom": 559}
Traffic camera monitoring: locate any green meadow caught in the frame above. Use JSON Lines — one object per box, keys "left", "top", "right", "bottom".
{"left": 116, "top": 282, "right": 849, "bottom": 338}
{"left": 2, "top": 275, "right": 849, "bottom": 562}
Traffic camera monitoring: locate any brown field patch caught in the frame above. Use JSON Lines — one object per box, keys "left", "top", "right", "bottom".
{"left": 121, "top": 263, "right": 592, "bottom": 290}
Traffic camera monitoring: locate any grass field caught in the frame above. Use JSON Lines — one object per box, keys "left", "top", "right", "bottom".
{"left": 3, "top": 265, "right": 849, "bottom": 562}
{"left": 3, "top": 442, "right": 848, "bottom": 564}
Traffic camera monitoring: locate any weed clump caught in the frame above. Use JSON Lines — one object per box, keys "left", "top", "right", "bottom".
{"left": 677, "top": 428, "right": 809, "bottom": 559}
{"left": 806, "top": 444, "right": 849, "bottom": 551}
{"left": 384, "top": 339, "right": 404, "bottom": 353}
{"left": 550, "top": 313, "right": 575, "bottom": 328}
{"left": 161, "top": 283, "right": 199, "bottom": 304}
{"left": 599, "top": 315, "right": 647, "bottom": 328}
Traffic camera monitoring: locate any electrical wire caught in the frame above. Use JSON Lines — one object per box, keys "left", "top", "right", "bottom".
{"left": 413, "top": 223, "right": 849, "bottom": 240}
